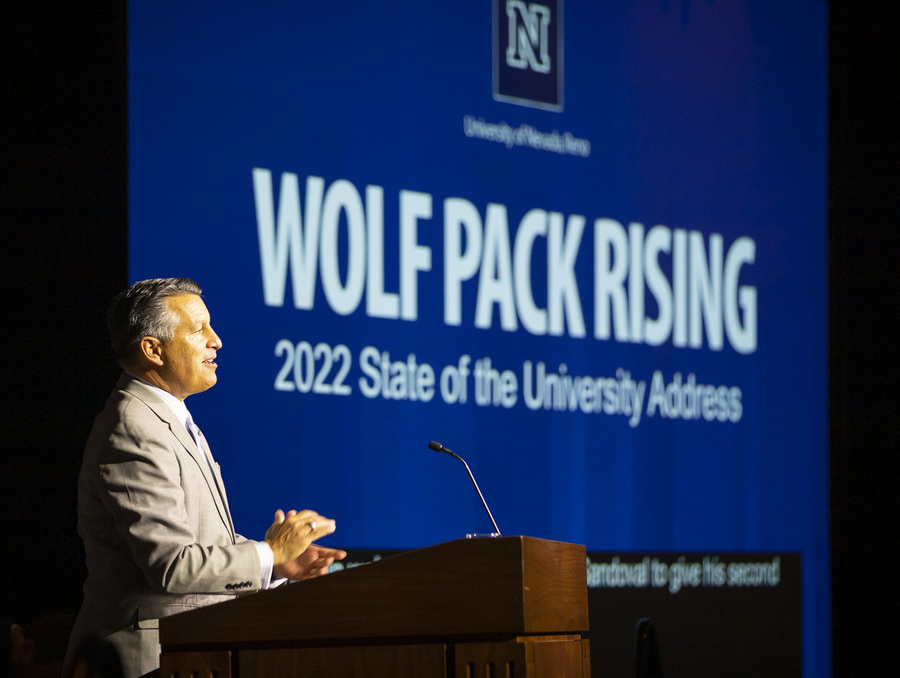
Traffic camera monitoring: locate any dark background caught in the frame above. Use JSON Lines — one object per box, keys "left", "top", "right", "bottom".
{"left": 587, "top": 553, "right": 803, "bottom": 676}
{"left": 2, "top": 2, "right": 895, "bottom": 675}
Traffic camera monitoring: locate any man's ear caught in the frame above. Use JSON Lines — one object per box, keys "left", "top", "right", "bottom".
{"left": 139, "top": 336, "right": 165, "bottom": 366}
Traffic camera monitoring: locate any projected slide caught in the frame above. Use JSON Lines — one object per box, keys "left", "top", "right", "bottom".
{"left": 129, "top": 1, "right": 827, "bottom": 674}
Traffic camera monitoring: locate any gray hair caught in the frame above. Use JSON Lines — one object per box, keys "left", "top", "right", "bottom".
{"left": 108, "top": 277, "right": 203, "bottom": 366}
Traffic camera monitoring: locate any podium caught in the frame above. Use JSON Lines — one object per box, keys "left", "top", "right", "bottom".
{"left": 159, "top": 536, "right": 590, "bottom": 677}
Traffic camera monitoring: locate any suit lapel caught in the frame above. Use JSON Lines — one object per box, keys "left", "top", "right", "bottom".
{"left": 120, "top": 375, "right": 237, "bottom": 542}
{"left": 192, "top": 427, "right": 237, "bottom": 540}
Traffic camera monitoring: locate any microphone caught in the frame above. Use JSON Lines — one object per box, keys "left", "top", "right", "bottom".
{"left": 428, "top": 441, "right": 501, "bottom": 536}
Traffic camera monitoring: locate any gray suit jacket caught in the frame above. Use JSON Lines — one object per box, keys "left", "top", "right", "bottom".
{"left": 64, "top": 374, "right": 262, "bottom": 677}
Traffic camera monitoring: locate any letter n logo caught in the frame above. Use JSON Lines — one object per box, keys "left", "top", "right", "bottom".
{"left": 506, "top": 1, "right": 551, "bottom": 73}
{"left": 494, "top": 0, "right": 563, "bottom": 111}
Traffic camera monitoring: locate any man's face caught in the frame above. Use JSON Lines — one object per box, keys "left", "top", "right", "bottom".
{"left": 156, "top": 293, "right": 222, "bottom": 400}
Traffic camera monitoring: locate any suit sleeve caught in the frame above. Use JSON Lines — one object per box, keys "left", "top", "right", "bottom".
{"left": 96, "top": 398, "right": 261, "bottom": 595}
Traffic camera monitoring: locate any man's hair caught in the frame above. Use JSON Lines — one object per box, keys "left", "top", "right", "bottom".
{"left": 108, "top": 277, "right": 203, "bottom": 366}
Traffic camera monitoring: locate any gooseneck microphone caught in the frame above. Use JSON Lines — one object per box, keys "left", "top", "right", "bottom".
{"left": 428, "top": 441, "right": 501, "bottom": 536}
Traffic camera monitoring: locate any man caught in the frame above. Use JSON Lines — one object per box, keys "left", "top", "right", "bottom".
{"left": 63, "top": 278, "right": 346, "bottom": 677}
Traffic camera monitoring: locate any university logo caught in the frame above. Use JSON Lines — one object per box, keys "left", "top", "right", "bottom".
{"left": 494, "top": 0, "right": 563, "bottom": 111}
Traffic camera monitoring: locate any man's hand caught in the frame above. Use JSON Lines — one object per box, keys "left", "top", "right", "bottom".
{"left": 272, "top": 544, "right": 348, "bottom": 581}
{"left": 265, "top": 509, "right": 341, "bottom": 572}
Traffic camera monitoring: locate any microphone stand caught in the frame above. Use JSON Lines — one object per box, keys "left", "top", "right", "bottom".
{"left": 428, "top": 441, "right": 501, "bottom": 536}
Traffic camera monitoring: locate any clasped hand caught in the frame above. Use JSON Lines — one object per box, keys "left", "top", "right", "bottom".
{"left": 265, "top": 509, "right": 347, "bottom": 581}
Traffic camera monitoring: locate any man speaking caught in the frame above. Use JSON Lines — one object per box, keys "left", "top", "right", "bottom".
{"left": 63, "top": 278, "right": 346, "bottom": 677}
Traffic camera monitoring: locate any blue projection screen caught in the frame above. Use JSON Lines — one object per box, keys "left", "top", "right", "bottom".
{"left": 129, "top": 1, "right": 828, "bottom": 674}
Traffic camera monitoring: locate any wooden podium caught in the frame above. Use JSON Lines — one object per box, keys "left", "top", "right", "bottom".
{"left": 159, "top": 536, "right": 590, "bottom": 677}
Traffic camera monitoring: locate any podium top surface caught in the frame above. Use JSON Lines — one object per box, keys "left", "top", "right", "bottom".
{"left": 160, "top": 536, "right": 588, "bottom": 646}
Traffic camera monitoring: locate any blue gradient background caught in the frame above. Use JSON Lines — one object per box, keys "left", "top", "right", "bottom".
{"left": 129, "top": 1, "right": 827, "bottom": 673}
